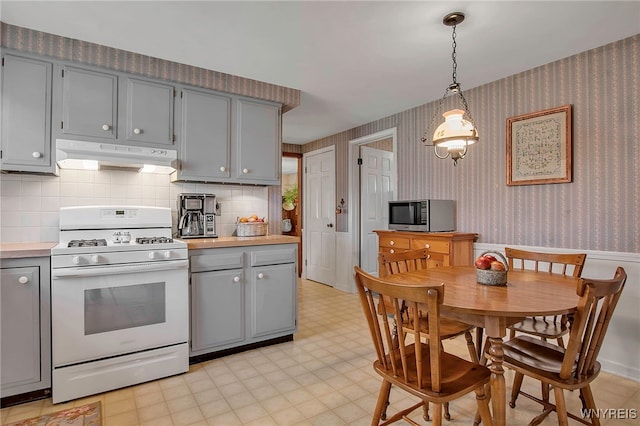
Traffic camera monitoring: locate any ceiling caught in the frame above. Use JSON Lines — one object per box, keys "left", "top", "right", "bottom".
{"left": 2, "top": 1, "right": 638, "bottom": 145}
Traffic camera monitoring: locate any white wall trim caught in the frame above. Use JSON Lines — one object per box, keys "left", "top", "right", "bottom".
{"left": 347, "top": 127, "right": 397, "bottom": 273}
{"left": 475, "top": 242, "right": 640, "bottom": 382}
{"left": 334, "top": 232, "right": 354, "bottom": 293}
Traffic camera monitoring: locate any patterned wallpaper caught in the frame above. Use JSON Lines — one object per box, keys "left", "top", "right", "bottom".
{"left": 300, "top": 35, "right": 639, "bottom": 253}
{"left": 0, "top": 22, "right": 300, "bottom": 112}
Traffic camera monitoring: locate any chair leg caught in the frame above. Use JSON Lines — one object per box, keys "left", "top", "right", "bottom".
{"left": 541, "top": 381, "right": 550, "bottom": 404}
{"left": 465, "top": 331, "right": 480, "bottom": 364}
{"left": 580, "top": 385, "right": 601, "bottom": 426}
{"left": 556, "top": 336, "right": 565, "bottom": 348}
{"left": 422, "top": 402, "right": 430, "bottom": 421}
{"left": 474, "top": 384, "right": 494, "bottom": 426}
{"left": 373, "top": 380, "right": 392, "bottom": 425}
{"left": 475, "top": 327, "right": 484, "bottom": 361}
{"left": 444, "top": 402, "right": 451, "bottom": 420}
{"left": 380, "top": 379, "right": 391, "bottom": 421}
{"left": 509, "top": 372, "right": 524, "bottom": 408}
{"left": 432, "top": 403, "right": 443, "bottom": 426}
{"left": 553, "top": 386, "right": 569, "bottom": 426}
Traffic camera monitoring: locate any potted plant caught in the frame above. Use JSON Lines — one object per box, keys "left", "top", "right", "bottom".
{"left": 282, "top": 185, "right": 298, "bottom": 211}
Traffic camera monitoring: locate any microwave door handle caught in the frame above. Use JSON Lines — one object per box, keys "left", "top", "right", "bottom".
{"left": 52, "top": 259, "right": 189, "bottom": 279}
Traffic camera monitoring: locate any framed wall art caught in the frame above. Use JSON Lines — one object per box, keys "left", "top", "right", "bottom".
{"left": 506, "top": 105, "right": 572, "bottom": 186}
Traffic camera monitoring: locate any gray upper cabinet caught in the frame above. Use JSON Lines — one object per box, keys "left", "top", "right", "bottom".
{"left": 172, "top": 90, "right": 281, "bottom": 185}
{"left": 58, "top": 65, "right": 118, "bottom": 140}
{"left": 174, "top": 88, "right": 231, "bottom": 181}
{"left": 1, "top": 53, "right": 55, "bottom": 173}
{"left": 234, "top": 97, "right": 281, "bottom": 184}
{"left": 124, "top": 77, "right": 175, "bottom": 146}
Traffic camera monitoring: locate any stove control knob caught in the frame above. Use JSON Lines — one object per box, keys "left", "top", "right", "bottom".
{"left": 72, "top": 256, "right": 80, "bottom": 265}
{"left": 163, "top": 251, "right": 171, "bottom": 259}
{"left": 148, "top": 252, "right": 157, "bottom": 260}
{"left": 91, "top": 255, "right": 100, "bottom": 264}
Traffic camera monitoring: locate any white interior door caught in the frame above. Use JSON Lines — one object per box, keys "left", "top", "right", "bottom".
{"left": 304, "top": 148, "right": 336, "bottom": 286}
{"left": 360, "top": 146, "right": 393, "bottom": 275}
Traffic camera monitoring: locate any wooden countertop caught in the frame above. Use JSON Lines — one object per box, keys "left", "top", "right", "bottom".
{"left": 0, "top": 242, "right": 57, "bottom": 259}
{"left": 373, "top": 230, "right": 478, "bottom": 241}
{"left": 181, "top": 235, "right": 300, "bottom": 250}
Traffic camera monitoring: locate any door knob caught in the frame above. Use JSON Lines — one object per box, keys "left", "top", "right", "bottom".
{"left": 327, "top": 223, "right": 333, "bottom": 228}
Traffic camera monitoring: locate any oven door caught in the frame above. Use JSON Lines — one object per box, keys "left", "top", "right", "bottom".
{"left": 51, "top": 259, "right": 188, "bottom": 367}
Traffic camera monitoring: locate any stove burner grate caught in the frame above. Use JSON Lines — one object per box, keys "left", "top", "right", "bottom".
{"left": 136, "top": 236, "right": 174, "bottom": 244}
{"left": 68, "top": 239, "right": 107, "bottom": 248}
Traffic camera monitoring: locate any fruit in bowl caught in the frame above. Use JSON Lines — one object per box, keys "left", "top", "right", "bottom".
{"left": 475, "top": 254, "right": 505, "bottom": 271}
{"left": 238, "top": 215, "right": 266, "bottom": 223}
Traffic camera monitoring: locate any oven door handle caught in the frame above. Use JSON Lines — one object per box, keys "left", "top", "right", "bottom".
{"left": 51, "top": 259, "right": 189, "bottom": 279}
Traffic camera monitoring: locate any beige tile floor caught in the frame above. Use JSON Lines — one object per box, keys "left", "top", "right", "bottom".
{"left": 1, "top": 278, "right": 639, "bottom": 425}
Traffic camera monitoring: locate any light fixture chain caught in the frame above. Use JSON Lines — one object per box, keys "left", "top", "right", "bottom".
{"left": 451, "top": 24, "right": 458, "bottom": 84}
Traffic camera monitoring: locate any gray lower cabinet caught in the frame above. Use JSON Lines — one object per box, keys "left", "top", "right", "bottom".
{"left": 1, "top": 53, "right": 55, "bottom": 173}
{"left": 189, "top": 244, "right": 297, "bottom": 357}
{"left": 0, "top": 257, "right": 51, "bottom": 399}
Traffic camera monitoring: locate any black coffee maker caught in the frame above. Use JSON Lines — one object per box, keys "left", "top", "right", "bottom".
{"left": 177, "top": 193, "right": 218, "bottom": 238}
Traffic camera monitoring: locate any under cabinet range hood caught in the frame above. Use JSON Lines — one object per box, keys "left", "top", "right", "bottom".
{"left": 56, "top": 139, "right": 177, "bottom": 174}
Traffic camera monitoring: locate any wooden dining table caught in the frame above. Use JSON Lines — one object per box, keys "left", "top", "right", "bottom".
{"left": 382, "top": 265, "right": 579, "bottom": 426}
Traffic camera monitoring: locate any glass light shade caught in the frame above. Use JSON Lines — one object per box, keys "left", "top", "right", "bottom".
{"left": 432, "top": 109, "right": 479, "bottom": 148}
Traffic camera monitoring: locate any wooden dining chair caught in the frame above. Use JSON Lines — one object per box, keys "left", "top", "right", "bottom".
{"left": 505, "top": 247, "right": 587, "bottom": 347}
{"left": 505, "top": 267, "right": 626, "bottom": 426}
{"left": 379, "top": 249, "right": 479, "bottom": 421}
{"left": 354, "top": 266, "right": 493, "bottom": 426}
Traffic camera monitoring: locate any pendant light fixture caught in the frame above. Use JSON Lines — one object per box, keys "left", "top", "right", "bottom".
{"left": 421, "top": 12, "right": 479, "bottom": 166}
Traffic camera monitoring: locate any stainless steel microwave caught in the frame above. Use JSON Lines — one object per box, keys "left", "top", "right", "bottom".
{"left": 388, "top": 199, "right": 455, "bottom": 232}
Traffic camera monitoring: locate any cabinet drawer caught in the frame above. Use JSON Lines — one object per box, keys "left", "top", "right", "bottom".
{"left": 411, "top": 239, "right": 450, "bottom": 254}
{"left": 251, "top": 248, "right": 296, "bottom": 267}
{"left": 378, "top": 236, "right": 410, "bottom": 250}
{"left": 190, "top": 252, "right": 244, "bottom": 272}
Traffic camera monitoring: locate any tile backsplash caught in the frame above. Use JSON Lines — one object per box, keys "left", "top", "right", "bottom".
{"left": 0, "top": 170, "right": 268, "bottom": 243}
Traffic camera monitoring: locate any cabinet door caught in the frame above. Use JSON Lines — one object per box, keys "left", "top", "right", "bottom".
{"left": 190, "top": 269, "right": 244, "bottom": 354}
{"left": 234, "top": 98, "right": 280, "bottom": 184}
{"left": 250, "top": 263, "right": 296, "bottom": 338}
{"left": 125, "top": 77, "right": 174, "bottom": 146}
{"left": 1, "top": 54, "right": 54, "bottom": 173}
{"left": 60, "top": 66, "right": 118, "bottom": 140}
{"left": 176, "top": 88, "right": 231, "bottom": 181}
{"left": 0, "top": 267, "right": 41, "bottom": 392}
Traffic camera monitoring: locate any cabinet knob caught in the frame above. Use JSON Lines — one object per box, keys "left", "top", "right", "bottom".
{"left": 389, "top": 249, "right": 395, "bottom": 254}
{"left": 390, "top": 240, "right": 395, "bottom": 246}
{"left": 32, "top": 151, "right": 42, "bottom": 158}
{"left": 102, "top": 124, "right": 111, "bottom": 131}
{"left": 326, "top": 223, "right": 333, "bottom": 228}
{"left": 219, "top": 166, "right": 227, "bottom": 172}
{"left": 242, "top": 168, "right": 249, "bottom": 174}
{"left": 233, "top": 276, "right": 240, "bottom": 283}
{"left": 257, "top": 273, "right": 264, "bottom": 279}
{"left": 424, "top": 244, "right": 430, "bottom": 249}
{"left": 133, "top": 128, "right": 142, "bottom": 135}
{"left": 18, "top": 276, "right": 29, "bottom": 284}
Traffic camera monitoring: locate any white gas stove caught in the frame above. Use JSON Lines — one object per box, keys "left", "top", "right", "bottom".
{"left": 50, "top": 206, "right": 189, "bottom": 403}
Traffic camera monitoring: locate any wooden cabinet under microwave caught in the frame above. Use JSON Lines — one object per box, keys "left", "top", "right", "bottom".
{"left": 374, "top": 231, "right": 478, "bottom": 268}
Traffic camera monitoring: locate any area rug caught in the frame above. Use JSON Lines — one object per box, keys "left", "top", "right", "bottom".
{"left": 6, "top": 402, "right": 101, "bottom": 426}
